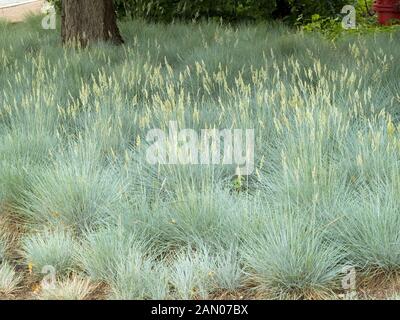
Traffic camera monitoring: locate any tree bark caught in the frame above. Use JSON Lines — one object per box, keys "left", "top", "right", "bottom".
{"left": 61, "top": 0, "right": 123, "bottom": 46}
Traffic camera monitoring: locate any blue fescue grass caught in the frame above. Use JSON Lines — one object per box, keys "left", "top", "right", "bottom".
{"left": 1, "top": 15, "right": 400, "bottom": 299}
{"left": 22, "top": 228, "right": 77, "bottom": 277}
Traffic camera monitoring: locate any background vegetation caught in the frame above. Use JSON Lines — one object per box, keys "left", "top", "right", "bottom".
{"left": 1, "top": 13, "right": 400, "bottom": 299}
{"left": 50, "top": 0, "right": 353, "bottom": 23}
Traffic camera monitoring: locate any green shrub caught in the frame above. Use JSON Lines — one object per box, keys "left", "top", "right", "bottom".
{"left": 49, "top": 0, "right": 349, "bottom": 23}
{"left": 291, "top": 0, "right": 349, "bottom": 24}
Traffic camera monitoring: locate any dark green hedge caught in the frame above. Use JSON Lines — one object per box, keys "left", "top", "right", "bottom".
{"left": 52, "top": 0, "right": 350, "bottom": 23}
{"left": 115, "top": 0, "right": 277, "bottom": 21}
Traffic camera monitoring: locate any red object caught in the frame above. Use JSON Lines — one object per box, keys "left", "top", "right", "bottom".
{"left": 373, "top": 0, "right": 400, "bottom": 25}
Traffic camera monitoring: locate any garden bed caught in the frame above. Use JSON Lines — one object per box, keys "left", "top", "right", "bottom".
{"left": 1, "top": 14, "right": 400, "bottom": 300}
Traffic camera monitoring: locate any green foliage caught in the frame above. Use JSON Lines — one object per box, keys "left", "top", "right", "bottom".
{"left": 300, "top": 0, "right": 400, "bottom": 39}
{"left": 290, "top": 0, "right": 349, "bottom": 22}
{"left": 49, "top": 0, "right": 349, "bottom": 23}
{"left": 3, "top": 15, "right": 400, "bottom": 299}
{"left": 301, "top": 14, "right": 343, "bottom": 39}
{"left": 119, "top": 0, "right": 276, "bottom": 21}
{"left": 22, "top": 229, "right": 77, "bottom": 277}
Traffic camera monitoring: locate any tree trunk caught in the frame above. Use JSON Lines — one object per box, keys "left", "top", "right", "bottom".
{"left": 61, "top": 0, "right": 123, "bottom": 46}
